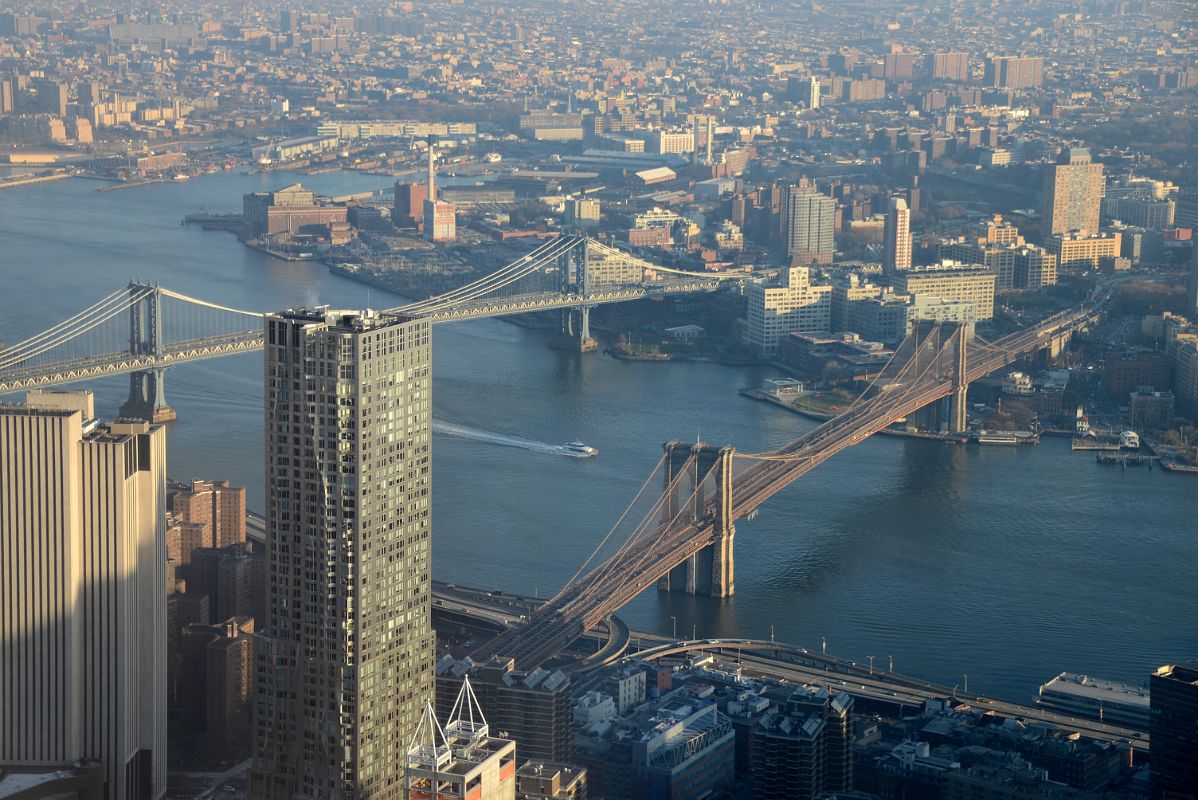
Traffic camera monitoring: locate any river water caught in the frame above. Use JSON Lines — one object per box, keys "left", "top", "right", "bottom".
{"left": 1, "top": 170, "right": 1194, "bottom": 704}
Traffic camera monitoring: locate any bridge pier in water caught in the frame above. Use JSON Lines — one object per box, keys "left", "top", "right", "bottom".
{"left": 909, "top": 320, "right": 971, "bottom": 435}
{"left": 949, "top": 320, "right": 970, "bottom": 435}
{"left": 555, "top": 305, "right": 597, "bottom": 352}
{"left": 657, "top": 441, "right": 735, "bottom": 599}
{"left": 119, "top": 283, "right": 176, "bottom": 422}
{"left": 119, "top": 368, "right": 176, "bottom": 423}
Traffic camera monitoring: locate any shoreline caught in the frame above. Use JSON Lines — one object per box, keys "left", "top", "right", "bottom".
{"left": 0, "top": 171, "right": 74, "bottom": 190}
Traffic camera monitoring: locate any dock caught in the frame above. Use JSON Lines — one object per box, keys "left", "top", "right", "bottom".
{"left": 1096, "top": 453, "right": 1156, "bottom": 467}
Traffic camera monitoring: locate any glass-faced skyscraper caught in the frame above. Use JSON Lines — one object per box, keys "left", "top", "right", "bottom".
{"left": 251, "top": 308, "right": 434, "bottom": 800}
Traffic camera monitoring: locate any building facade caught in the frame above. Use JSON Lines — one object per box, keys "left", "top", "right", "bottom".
{"left": 783, "top": 184, "right": 836, "bottom": 264}
{"left": 882, "top": 197, "right": 911, "bottom": 274}
{"left": 393, "top": 181, "right": 429, "bottom": 228}
{"left": 423, "top": 199, "right": 457, "bottom": 242}
{"left": 887, "top": 265, "right": 996, "bottom": 320}
{"left": 170, "top": 479, "right": 245, "bottom": 551}
{"left": 1014, "top": 245, "right": 1058, "bottom": 289}
{"left": 1048, "top": 232, "right": 1121, "bottom": 272}
{"left": 745, "top": 266, "right": 833, "bottom": 355}
{"left": 0, "top": 391, "right": 168, "bottom": 800}
{"left": 984, "top": 56, "right": 1043, "bottom": 88}
{"left": 1189, "top": 242, "right": 1198, "bottom": 317}
{"left": 566, "top": 197, "right": 601, "bottom": 229}
{"left": 1150, "top": 665, "right": 1198, "bottom": 799}
{"left": 1042, "top": 149, "right": 1103, "bottom": 237}
{"left": 243, "top": 183, "right": 348, "bottom": 237}
{"left": 251, "top": 308, "right": 434, "bottom": 800}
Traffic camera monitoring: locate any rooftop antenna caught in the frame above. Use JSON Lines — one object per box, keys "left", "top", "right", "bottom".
{"left": 406, "top": 700, "right": 451, "bottom": 770}
{"left": 404, "top": 701, "right": 452, "bottom": 797}
{"left": 426, "top": 135, "right": 436, "bottom": 202}
{"left": 445, "top": 675, "right": 490, "bottom": 753}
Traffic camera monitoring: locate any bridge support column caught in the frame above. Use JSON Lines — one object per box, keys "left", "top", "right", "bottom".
{"left": 119, "top": 369, "right": 176, "bottom": 423}
{"left": 119, "top": 284, "right": 175, "bottom": 422}
{"left": 1041, "top": 330, "right": 1071, "bottom": 366}
{"left": 657, "top": 441, "right": 735, "bottom": 598}
{"left": 554, "top": 306, "right": 597, "bottom": 353}
{"left": 707, "top": 445, "right": 736, "bottom": 598}
{"left": 949, "top": 322, "right": 969, "bottom": 435}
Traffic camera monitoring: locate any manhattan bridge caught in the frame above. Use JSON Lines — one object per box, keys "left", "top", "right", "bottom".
{"left": 0, "top": 234, "right": 1107, "bottom": 668}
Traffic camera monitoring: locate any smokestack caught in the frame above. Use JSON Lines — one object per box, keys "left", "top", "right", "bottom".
{"left": 692, "top": 117, "right": 700, "bottom": 165}
{"left": 706, "top": 116, "right": 713, "bottom": 166}
{"left": 426, "top": 136, "right": 436, "bottom": 202}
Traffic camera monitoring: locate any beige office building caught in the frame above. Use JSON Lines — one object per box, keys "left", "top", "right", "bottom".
{"left": 1042, "top": 148, "right": 1103, "bottom": 237}
{"left": 882, "top": 197, "right": 912, "bottom": 275}
{"left": 0, "top": 390, "right": 167, "bottom": 800}
{"left": 251, "top": 308, "right": 434, "bottom": 800}
{"left": 888, "top": 264, "right": 997, "bottom": 320}
{"left": 1014, "top": 245, "right": 1058, "bottom": 289}
{"left": 745, "top": 266, "right": 833, "bottom": 355}
{"left": 1048, "top": 232, "right": 1121, "bottom": 272}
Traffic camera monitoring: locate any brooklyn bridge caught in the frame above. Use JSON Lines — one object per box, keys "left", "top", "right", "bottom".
{"left": 0, "top": 236, "right": 1108, "bottom": 669}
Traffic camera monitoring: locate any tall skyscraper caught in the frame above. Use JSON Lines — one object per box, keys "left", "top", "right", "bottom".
{"left": 805, "top": 76, "right": 820, "bottom": 110}
{"left": 1, "top": 390, "right": 168, "bottom": 800}
{"left": 251, "top": 308, "right": 434, "bottom": 800}
{"left": 1042, "top": 148, "right": 1103, "bottom": 237}
{"left": 1188, "top": 241, "right": 1198, "bottom": 317}
{"left": 883, "top": 196, "right": 912, "bottom": 274}
{"left": 1150, "top": 665, "right": 1198, "bottom": 798}
{"left": 784, "top": 183, "right": 836, "bottom": 264}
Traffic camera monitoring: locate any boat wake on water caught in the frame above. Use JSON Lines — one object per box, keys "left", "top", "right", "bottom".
{"left": 432, "top": 419, "right": 596, "bottom": 457}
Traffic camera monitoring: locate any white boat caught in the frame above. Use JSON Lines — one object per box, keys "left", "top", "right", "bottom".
{"left": 563, "top": 441, "right": 597, "bottom": 456}
{"left": 1120, "top": 430, "right": 1140, "bottom": 450}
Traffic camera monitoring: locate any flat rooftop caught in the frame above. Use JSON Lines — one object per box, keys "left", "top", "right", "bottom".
{"left": 1040, "top": 672, "right": 1149, "bottom": 706}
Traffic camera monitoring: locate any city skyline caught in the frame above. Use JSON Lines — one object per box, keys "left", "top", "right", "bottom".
{"left": 1, "top": 0, "right": 1196, "bottom": 797}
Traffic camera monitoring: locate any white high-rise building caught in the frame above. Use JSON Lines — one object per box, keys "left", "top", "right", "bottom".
{"left": 806, "top": 76, "right": 820, "bottom": 110}
{"left": 251, "top": 308, "right": 434, "bottom": 800}
{"left": 0, "top": 390, "right": 168, "bottom": 800}
{"left": 883, "top": 197, "right": 912, "bottom": 274}
{"left": 744, "top": 266, "right": 833, "bottom": 355}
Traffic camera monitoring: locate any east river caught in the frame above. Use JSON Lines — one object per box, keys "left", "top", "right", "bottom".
{"left": 1, "top": 170, "right": 1194, "bottom": 703}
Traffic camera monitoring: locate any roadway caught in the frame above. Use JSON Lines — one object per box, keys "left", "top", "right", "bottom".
{"left": 480, "top": 294, "right": 1113, "bottom": 668}
{"left": 0, "top": 331, "right": 264, "bottom": 394}
{"left": 437, "top": 584, "right": 1147, "bottom": 754}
